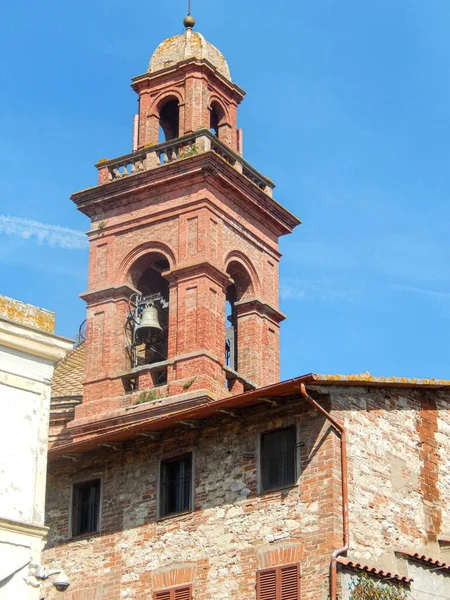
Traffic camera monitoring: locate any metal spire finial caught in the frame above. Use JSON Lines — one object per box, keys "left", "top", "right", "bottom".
{"left": 184, "top": 2, "right": 195, "bottom": 29}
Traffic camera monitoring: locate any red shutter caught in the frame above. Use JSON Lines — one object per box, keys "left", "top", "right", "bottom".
{"left": 280, "top": 564, "right": 300, "bottom": 600}
{"left": 154, "top": 591, "right": 171, "bottom": 600}
{"left": 174, "top": 586, "right": 192, "bottom": 600}
{"left": 257, "top": 568, "right": 277, "bottom": 600}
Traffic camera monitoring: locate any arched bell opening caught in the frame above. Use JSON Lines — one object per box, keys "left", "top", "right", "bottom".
{"left": 225, "top": 260, "right": 254, "bottom": 379}
{"left": 210, "top": 101, "right": 226, "bottom": 140}
{"left": 127, "top": 253, "right": 170, "bottom": 382}
{"left": 158, "top": 98, "right": 180, "bottom": 143}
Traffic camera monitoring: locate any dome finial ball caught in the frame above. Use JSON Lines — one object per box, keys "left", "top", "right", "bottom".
{"left": 184, "top": 15, "right": 196, "bottom": 29}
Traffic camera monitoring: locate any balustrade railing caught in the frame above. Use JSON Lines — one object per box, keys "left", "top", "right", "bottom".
{"left": 96, "top": 130, "right": 274, "bottom": 195}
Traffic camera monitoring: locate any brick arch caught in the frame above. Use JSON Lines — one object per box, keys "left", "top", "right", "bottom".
{"left": 257, "top": 539, "right": 304, "bottom": 569}
{"left": 152, "top": 562, "right": 197, "bottom": 590}
{"left": 208, "top": 95, "right": 230, "bottom": 125}
{"left": 117, "top": 241, "right": 176, "bottom": 286}
{"left": 224, "top": 251, "right": 261, "bottom": 298}
{"left": 149, "top": 90, "right": 184, "bottom": 118}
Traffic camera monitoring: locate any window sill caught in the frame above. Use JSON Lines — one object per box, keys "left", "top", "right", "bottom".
{"left": 69, "top": 530, "right": 101, "bottom": 542}
{"left": 157, "top": 510, "right": 193, "bottom": 523}
{"left": 259, "top": 483, "right": 298, "bottom": 496}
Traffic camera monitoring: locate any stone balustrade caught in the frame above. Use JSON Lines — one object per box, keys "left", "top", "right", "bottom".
{"left": 96, "top": 130, "right": 274, "bottom": 196}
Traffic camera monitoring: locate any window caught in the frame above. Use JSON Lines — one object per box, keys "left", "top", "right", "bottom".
{"left": 154, "top": 586, "right": 192, "bottom": 600}
{"left": 261, "top": 427, "right": 296, "bottom": 492}
{"left": 257, "top": 564, "right": 300, "bottom": 600}
{"left": 159, "top": 455, "right": 192, "bottom": 517}
{"left": 71, "top": 479, "right": 101, "bottom": 537}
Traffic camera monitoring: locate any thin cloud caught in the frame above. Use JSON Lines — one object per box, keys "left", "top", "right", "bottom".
{"left": 392, "top": 283, "right": 450, "bottom": 301}
{"left": 0, "top": 215, "right": 87, "bottom": 250}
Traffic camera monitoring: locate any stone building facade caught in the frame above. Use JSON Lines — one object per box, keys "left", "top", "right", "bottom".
{"left": 0, "top": 295, "right": 72, "bottom": 599}
{"left": 43, "top": 16, "right": 450, "bottom": 600}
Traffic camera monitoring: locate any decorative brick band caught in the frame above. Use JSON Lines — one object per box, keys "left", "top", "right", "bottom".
{"left": 416, "top": 394, "right": 442, "bottom": 541}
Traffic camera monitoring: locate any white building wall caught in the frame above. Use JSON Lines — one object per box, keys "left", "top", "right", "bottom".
{"left": 0, "top": 297, "right": 72, "bottom": 599}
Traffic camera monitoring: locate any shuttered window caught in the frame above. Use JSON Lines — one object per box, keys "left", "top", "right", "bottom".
{"left": 154, "top": 586, "right": 192, "bottom": 600}
{"left": 257, "top": 564, "right": 300, "bottom": 600}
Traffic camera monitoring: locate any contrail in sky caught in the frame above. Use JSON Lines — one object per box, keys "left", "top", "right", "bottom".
{"left": 0, "top": 215, "right": 88, "bottom": 250}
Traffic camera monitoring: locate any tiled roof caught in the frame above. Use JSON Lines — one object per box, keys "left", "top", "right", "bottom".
{"left": 337, "top": 557, "right": 412, "bottom": 584}
{"left": 396, "top": 550, "right": 450, "bottom": 572}
{"left": 51, "top": 343, "right": 84, "bottom": 398}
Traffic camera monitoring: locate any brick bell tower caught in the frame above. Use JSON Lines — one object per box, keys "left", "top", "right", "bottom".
{"left": 70, "top": 15, "right": 300, "bottom": 432}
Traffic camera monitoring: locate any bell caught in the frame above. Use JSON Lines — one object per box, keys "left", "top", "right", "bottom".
{"left": 135, "top": 305, "right": 163, "bottom": 344}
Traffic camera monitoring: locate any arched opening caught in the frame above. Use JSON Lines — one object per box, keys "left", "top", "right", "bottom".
{"left": 210, "top": 101, "right": 226, "bottom": 138}
{"left": 225, "top": 261, "right": 254, "bottom": 376}
{"left": 127, "top": 253, "right": 170, "bottom": 384}
{"left": 158, "top": 99, "right": 180, "bottom": 143}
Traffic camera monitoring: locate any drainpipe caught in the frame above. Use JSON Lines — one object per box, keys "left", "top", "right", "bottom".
{"left": 300, "top": 383, "right": 349, "bottom": 600}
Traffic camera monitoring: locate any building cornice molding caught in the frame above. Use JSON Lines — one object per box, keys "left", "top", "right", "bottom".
{"left": 234, "top": 297, "right": 286, "bottom": 324}
{"left": 0, "top": 517, "right": 49, "bottom": 540}
{"left": 79, "top": 283, "right": 139, "bottom": 305}
{"left": 72, "top": 150, "right": 299, "bottom": 237}
{"left": 0, "top": 319, "right": 72, "bottom": 364}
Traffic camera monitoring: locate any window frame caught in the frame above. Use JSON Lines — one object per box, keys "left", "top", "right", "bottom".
{"left": 70, "top": 478, "right": 102, "bottom": 539}
{"left": 158, "top": 453, "right": 194, "bottom": 519}
{"left": 259, "top": 425, "right": 299, "bottom": 494}
{"left": 256, "top": 563, "right": 301, "bottom": 600}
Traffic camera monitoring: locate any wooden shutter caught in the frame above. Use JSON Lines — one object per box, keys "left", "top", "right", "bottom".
{"left": 257, "top": 568, "right": 277, "bottom": 600}
{"left": 280, "top": 564, "right": 300, "bottom": 600}
{"left": 154, "top": 586, "right": 192, "bottom": 600}
{"left": 257, "top": 565, "right": 300, "bottom": 600}
{"left": 174, "top": 586, "right": 192, "bottom": 600}
{"left": 154, "top": 591, "right": 171, "bottom": 600}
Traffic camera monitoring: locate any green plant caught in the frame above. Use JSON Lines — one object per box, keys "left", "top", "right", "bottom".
{"left": 349, "top": 574, "right": 408, "bottom": 600}
{"left": 97, "top": 220, "right": 107, "bottom": 231}
{"left": 180, "top": 144, "right": 198, "bottom": 159}
{"left": 183, "top": 377, "right": 196, "bottom": 391}
{"left": 134, "top": 389, "right": 165, "bottom": 405}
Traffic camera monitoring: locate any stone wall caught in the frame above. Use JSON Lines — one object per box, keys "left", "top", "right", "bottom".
{"left": 43, "top": 386, "right": 450, "bottom": 599}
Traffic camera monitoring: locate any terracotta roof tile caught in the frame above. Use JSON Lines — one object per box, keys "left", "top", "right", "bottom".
{"left": 51, "top": 343, "right": 85, "bottom": 398}
{"left": 337, "top": 557, "right": 412, "bottom": 584}
{"left": 396, "top": 550, "right": 450, "bottom": 572}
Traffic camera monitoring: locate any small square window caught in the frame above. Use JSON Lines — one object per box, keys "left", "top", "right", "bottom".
{"left": 160, "top": 454, "right": 192, "bottom": 518}
{"left": 71, "top": 479, "right": 101, "bottom": 537}
{"left": 261, "top": 426, "right": 297, "bottom": 492}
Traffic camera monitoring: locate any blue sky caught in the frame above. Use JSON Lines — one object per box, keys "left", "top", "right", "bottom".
{"left": 0, "top": 0, "right": 449, "bottom": 379}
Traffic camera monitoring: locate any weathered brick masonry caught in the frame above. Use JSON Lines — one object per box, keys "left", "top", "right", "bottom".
{"left": 44, "top": 382, "right": 450, "bottom": 599}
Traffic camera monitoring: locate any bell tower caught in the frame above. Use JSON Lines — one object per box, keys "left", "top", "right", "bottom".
{"left": 70, "top": 16, "right": 300, "bottom": 433}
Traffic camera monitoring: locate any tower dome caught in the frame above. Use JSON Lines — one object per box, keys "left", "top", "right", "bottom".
{"left": 148, "top": 28, "right": 231, "bottom": 81}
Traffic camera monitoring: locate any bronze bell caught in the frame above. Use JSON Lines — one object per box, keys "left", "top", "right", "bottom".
{"left": 135, "top": 305, "right": 163, "bottom": 343}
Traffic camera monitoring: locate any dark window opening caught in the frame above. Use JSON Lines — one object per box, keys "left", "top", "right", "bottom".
{"left": 71, "top": 479, "right": 101, "bottom": 537}
{"left": 210, "top": 109, "right": 220, "bottom": 136}
{"left": 160, "top": 455, "right": 192, "bottom": 517}
{"left": 210, "top": 101, "right": 225, "bottom": 138}
{"left": 225, "top": 285, "right": 237, "bottom": 372}
{"left": 159, "top": 99, "right": 179, "bottom": 142}
{"left": 261, "top": 427, "right": 296, "bottom": 492}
